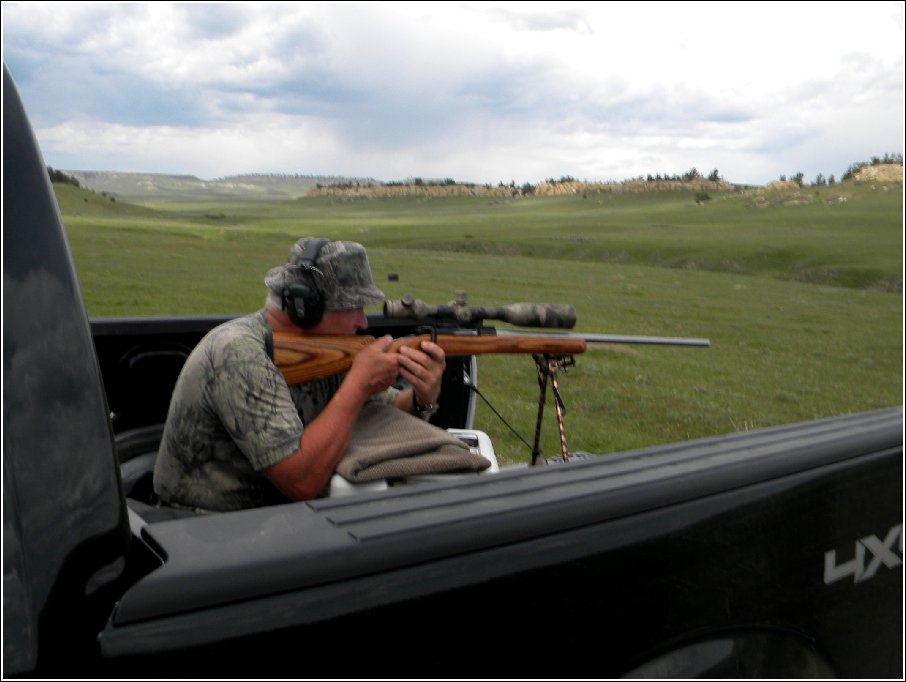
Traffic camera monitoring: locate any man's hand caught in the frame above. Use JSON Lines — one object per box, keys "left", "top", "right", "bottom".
{"left": 398, "top": 340, "right": 446, "bottom": 406}
{"left": 346, "top": 335, "right": 401, "bottom": 398}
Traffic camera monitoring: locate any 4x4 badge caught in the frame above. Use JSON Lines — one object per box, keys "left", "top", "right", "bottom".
{"left": 824, "top": 523, "right": 902, "bottom": 585}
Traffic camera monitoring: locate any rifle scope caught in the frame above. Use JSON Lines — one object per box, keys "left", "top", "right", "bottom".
{"left": 383, "top": 294, "right": 577, "bottom": 329}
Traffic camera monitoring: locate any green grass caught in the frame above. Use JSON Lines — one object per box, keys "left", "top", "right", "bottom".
{"left": 56, "top": 183, "right": 903, "bottom": 464}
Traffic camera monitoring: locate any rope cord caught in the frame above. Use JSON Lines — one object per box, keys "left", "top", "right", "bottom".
{"left": 465, "top": 382, "right": 534, "bottom": 453}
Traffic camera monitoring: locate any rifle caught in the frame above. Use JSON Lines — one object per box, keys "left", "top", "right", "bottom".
{"left": 273, "top": 292, "right": 709, "bottom": 466}
{"left": 272, "top": 330, "right": 587, "bottom": 386}
{"left": 273, "top": 294, "right": 594, "bottom": 384}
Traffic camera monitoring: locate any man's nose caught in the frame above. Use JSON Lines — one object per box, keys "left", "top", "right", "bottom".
{"left": 356, "top": 309, "right": 368, "bottom": 331}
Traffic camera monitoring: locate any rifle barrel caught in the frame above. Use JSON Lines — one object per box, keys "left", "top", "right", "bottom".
{"left": 494, "top": 329, "right": 711, "bottom": 347}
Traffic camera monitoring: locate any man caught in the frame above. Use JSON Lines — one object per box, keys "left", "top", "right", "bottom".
{"left": 153, "top": 238, "right": 445, "bottom": 512}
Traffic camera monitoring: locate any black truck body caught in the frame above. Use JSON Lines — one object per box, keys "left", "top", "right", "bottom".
{"left": 3, "top": 66, "right": 903, "bottom": 678}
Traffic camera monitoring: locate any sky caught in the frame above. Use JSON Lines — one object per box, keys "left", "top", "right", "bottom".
{"left": 2, "top": 1, "right": 904, "bottom": 186}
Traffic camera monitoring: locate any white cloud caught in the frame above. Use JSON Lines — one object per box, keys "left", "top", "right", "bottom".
{"left": 3, "top": 0, "right": 903, "bottom": 185}
{"left": 35, "top": 112, "right": 347, "bottom": 178}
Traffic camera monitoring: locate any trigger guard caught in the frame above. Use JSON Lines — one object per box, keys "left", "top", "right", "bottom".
{"left": 414, "top": 325, "right": 437, "bottom": 343}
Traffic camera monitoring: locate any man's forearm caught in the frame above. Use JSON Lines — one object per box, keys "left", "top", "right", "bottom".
{"left": 264, "top": 380, "right": 369, "bottom": 500}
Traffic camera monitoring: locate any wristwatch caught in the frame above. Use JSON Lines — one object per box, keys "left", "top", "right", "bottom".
{"left": 412, "top": 394, "right": 439, "bottom": 417}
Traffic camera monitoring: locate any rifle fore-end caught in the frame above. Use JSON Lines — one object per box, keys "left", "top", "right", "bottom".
{"left": 272, "top": 332, "right": 586, "bottom": 386}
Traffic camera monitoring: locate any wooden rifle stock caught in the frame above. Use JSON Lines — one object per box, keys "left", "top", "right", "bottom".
{"left": 273, "top": 332, "right": 587, "bottom": 386}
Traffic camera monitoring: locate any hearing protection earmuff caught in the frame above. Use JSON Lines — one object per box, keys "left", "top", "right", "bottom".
{"left": 281, "top": 238, "right": 329, "bottom": 329}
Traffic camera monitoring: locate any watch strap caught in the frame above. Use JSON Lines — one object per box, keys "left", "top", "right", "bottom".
{"left": 412, "top": 393, "right": 439, "bottom": 416}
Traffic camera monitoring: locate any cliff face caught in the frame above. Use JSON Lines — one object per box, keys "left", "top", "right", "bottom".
{"left": 308, "top": 178, "right": 735, "bottom": 200}
{"left": 532, "top": 179, "right": 733, "bottom": 196}
{"left": 308, "top": 182, "right": 515, "bottom": 199}
{"left": 852, "top": 163, "right": 902, "bottom": 183}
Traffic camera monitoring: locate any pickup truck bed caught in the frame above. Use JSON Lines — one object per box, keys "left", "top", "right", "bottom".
{"left": 96, "top": 407, "right": 901, "bottom": 678}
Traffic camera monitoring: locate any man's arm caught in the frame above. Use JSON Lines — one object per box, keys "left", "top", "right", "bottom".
{"left": 262, "top": 335, "right": 400, "bottom": 500}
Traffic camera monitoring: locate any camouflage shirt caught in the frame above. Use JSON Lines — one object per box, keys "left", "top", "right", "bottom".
{"left": 153, "top": 310, "right": 396, "bottom": 512}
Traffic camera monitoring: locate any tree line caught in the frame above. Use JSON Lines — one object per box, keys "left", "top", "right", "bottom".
{"left": 780, "top": 153, "right": 903, "bottom": 187}
{"left": 52, "top": 154, "right": 902, "bottom": 195}
{"left": 47, "top": 167, "right": 80, "bottom": 187}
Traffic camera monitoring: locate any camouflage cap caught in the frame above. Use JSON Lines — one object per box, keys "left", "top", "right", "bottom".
{"left": 264, "top": 238, "right": 385, "bottom": 310}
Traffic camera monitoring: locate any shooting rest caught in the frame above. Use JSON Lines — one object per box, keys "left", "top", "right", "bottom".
{"left": 530, "top": 353, "right": 577, "bottom": 466}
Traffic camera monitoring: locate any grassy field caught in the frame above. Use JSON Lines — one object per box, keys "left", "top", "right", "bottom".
{"left": 55, "top": 181, "right": 903, "bottom": 464}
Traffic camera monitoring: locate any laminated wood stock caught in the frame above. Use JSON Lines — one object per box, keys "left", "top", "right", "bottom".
{"left": 273, "top": 332, "right": 587, "bottom": 386}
